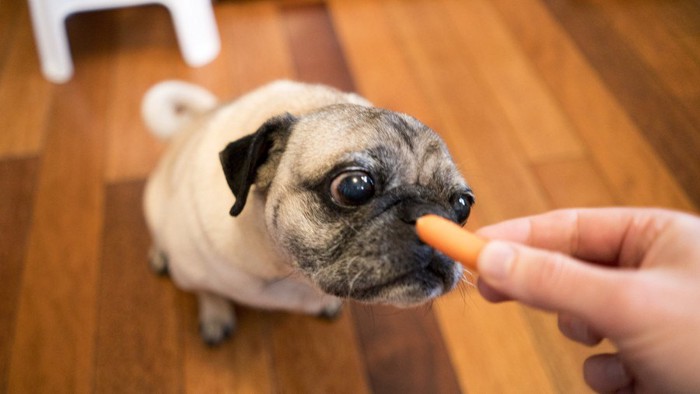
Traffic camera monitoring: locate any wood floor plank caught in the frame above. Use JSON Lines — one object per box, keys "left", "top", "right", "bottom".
{"left": 435, "top": 292, "right": 557, "bottom": 393}
{"left": 533, "top": 158, "right": 617, "bottom": 208}
{"left": 0, "top": 0, "right": 21, "bottom": 68}
{"left": 7, "top": 13, "right": 113, "bottom": 389}
{"left": 102, "top": 6, "right": 180, "bottom": 183}
{"left": 518, "top": 308, "right": 616, "bottom": 393}
{"left": 0, "top": 158, "right": 38, "bottom": 394}
{"left": 491, "top": 0, "right": 696, "bottom": 212}
{"left": 220, "top": 1, "right": 296, "bottom": 96}
{"left": 281, "top": 2, "right": 354, "bottom": 92}
{"left": 351, "top": 304, "right": 461, "bottom": 394}
{"left": 591, "top": 0, "right": 700, "bottom": 147}
{"left": 0, "top": 1, "right": 52, "bottom": 158}
{"left": 442, "top": 0, "right": 585, "bottom": 163}
{"left": 93, "top": 181, "right": 183, "bottom": 392}
{"left": 592, "top": 1, "right": 700, "bottom": 103}
{"left": 660, "top": 1, "right": 700, "bottom": 57}
{"left": 268, "top": 311, "right": 370, "bottom": 394}
{"left": 539, "top": 0, "right": 700, "bottom": 209}
{"left": 328, "top": 0, "right": 439, "bottom": 126}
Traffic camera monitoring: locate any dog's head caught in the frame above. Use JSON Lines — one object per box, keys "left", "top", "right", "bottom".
{"left": 220, "top": 104, "right": 474, "bottom": 306}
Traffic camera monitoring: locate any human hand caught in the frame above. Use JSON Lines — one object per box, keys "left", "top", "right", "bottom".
{"left": 475, "top": 208, "right": 700, "bottom": 393}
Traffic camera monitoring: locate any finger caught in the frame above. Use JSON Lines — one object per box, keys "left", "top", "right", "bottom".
{"left": 557, "top": 313, "right": 603, "bottom": 346}
{"left": 477, "top": 208, "right": 672, "bottom": 266}
{"left": 584, "top": 353, "right": 633, "bottom": 393}
{"left": 476, "top": 240, "right": 625, "bottom": 323}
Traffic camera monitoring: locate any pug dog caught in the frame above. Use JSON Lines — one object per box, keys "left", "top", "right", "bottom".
{"left": 142, "top": 80, "right": 474, "bottom": 345}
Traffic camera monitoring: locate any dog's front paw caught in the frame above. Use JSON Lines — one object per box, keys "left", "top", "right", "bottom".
{"left": 148, "top": 246, "right": 169, "bottom": 276}
{"left": 317, "top": 298, "right": 344, "bottom": 321}
{"left": 197, "top": 293, "right": 236, "bottom": 346}
{"left": 200, "top": 319, "right": 235, "bottom": 346}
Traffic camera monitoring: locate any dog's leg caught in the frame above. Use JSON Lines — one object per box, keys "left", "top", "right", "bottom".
{"left": 252, "top": 279, "right": 344, "bottom": 319}
{"left": 317, "top": 298, "right": 344, "bottom": 321}
{"left": 198, "top": 292, "right": 236, "bottom": 346}
{"left": 148, "top": 245, "right": 169, "bottom": 276}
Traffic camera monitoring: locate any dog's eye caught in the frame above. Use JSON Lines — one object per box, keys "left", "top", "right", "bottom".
{"left": 330, "top": 171, "right": 375, "bottom": 207}
{"left": 451, "top": 192, "right": 474, "bottom": 225}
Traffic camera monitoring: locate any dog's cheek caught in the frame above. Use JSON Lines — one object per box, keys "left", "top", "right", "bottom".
{"left": 267, "top": 194, "right": 342, "bottom": 271}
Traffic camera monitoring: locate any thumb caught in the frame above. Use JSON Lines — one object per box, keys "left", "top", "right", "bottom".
{"left": 477, "top": 241, "right": 622, "bottom": 321}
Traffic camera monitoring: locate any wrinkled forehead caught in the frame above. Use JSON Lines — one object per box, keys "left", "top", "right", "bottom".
{"left": 284, "top": 105, "right": 465, "bottom": 188}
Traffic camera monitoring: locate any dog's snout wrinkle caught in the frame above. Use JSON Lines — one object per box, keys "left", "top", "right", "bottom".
{"left": 372, "top": 185, "right": 452, "bottom": 224}
{"left": 399, "top": 201, "right": 452, "bottom": 225}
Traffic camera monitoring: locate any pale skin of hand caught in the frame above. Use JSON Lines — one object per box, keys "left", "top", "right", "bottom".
{"left": 474, "top": 208, "right": 700, "bottom": 394}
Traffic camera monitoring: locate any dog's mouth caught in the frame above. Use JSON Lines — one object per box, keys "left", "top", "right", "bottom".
{"left": 326, "top": 251, "right": 461, "bottom": 306}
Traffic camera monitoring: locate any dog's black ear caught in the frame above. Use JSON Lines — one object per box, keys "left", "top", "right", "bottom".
{"left": 219, "top": 113, "right": 296, "bottom": 216}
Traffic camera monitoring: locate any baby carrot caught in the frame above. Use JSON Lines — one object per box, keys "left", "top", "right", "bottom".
{"left": 415, "top": 214, "right": 487, "bottom": 272}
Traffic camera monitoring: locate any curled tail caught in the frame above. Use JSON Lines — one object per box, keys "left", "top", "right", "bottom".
{"left": 141, "top": 80, "right": 218, "bottom": 139}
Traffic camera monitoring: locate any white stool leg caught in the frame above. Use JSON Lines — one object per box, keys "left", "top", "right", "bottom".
{"left": 165, "top": 0, "right": 220, "bottom": 67}
{"left": 27, "top": 0, "right": 74, "bottom": 83}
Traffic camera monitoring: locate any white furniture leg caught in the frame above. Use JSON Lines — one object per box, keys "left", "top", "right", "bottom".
{"left": 26, "top": 0, "right": 221, "bottom": 83}
{"left": 165, "top": 0, "right": 221, "bottom": 67}
{"left": 27, "top": 0, "right": 75, "bottom": 83}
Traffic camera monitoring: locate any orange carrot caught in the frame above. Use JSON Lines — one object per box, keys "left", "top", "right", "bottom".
{"left": 415, "top": 214, "right": 487, "bottom": 272}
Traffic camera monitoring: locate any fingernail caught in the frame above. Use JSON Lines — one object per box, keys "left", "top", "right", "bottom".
{"left": 559, "top": 315, "right": 601, "bottom": 346}
{"left": 606, "top": 358, "right": 630, "bottom": 384}
{"left": 478, "top": 242, "right": 515, "bottom": 281}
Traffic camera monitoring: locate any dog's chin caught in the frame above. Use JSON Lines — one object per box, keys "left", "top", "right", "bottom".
{"left": 321, "top": 253, "right": 464, "bottom": 306}
{"left": 354, "top": 274, "right": 450, "bottom": 307}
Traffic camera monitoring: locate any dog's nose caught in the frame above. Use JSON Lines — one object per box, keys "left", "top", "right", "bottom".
{"left": 399, "top": 200, "right": 452, "bottom": 225}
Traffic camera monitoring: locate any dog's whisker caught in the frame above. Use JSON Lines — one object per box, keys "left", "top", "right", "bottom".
{"left": 347, "top": 267, "right": 365, "bottom": 297}
{"left": 460, "top": 269, "right": 476, "bottom": 287}
{"left": 458, "top": 280, "right": 470, "bottom": 303}
{"left": 339, "top": 216, "right": 362, "bottom": 237}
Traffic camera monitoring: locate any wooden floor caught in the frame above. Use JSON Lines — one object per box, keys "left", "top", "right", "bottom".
{"left": 1, "top": 0, "right": 699, "bottom": 392}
